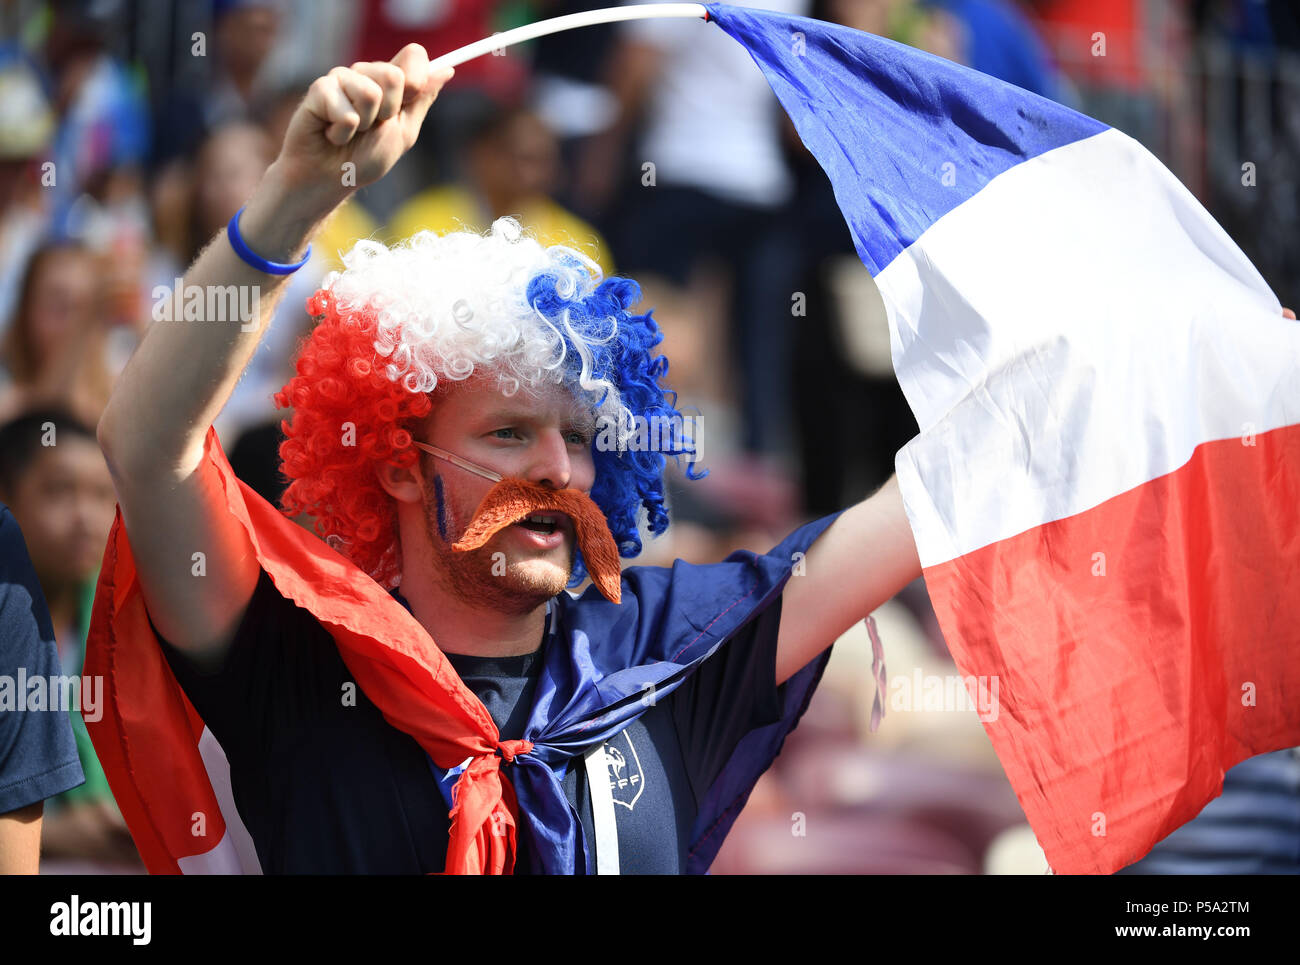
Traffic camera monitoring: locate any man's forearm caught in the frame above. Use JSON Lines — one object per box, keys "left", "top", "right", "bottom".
{"left": 99, "top": 161, "right": 345, "bottom": 476}
{"left": 775, "top": 474, "right": 922, "bottom": 686}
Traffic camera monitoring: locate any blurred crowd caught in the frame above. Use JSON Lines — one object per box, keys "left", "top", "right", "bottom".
{"left": 2, "top": 0, "right": 1297, "bottom": 874}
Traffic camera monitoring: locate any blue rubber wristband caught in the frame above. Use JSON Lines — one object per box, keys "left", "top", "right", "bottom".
{"left": 226, "top": 206, "right": 311, "bottom": 275}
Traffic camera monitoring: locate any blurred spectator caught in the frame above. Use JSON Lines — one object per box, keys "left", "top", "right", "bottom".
{"left": 0, "top": 501, "right": 86, "bottom": 874}
{"left": 255, "top": 0, "right": 355, "bottom": 94}
{"left": 9, "top": 4, "right": 154, "bottom": 382}
{"left": 152, "top": 0, "right": 283, "bottom": 166}
{"left": 180, "top": 121, "right": 277, "bottom": 268}
{"left": 210, "top": 0, "right": 282, "bottom": 119}
{"left": 578, "top": 0, "right": 808, "bottom": 475}
{"left": 0, "top": 49, "right": 56, "bottom": 331}
{"left": 0, "top": 241, "right": 114, "bottom": 427}
{"left": 1193, "top": 0, "right": 1300, "bottom": 315}
{"left": 41, "top": 0, "right": 150, "bottom": 236}
{"left": 1029, "top": 0, "right": 1192, "bottom": 151}
{"left": 388, "top": 104, "right": 615, "bottom": 274}
{"left": 0, "top": 410, "right": 134, "bottom": 871}
{"left": 582, "top": 0, "right": 803, "bottom": 224}
{"left": 351, "top": 0, "right": 527, "bottom": 105}
{"left": 527, "top": 0, "right": 622, "bottom": 209}
{"left": 778, "top": 101, "right": 918, "bottom": 511}
{"left": 924, "top": 0, "right": 1068, "bottom": 100}
{"left": 827, "top": 0, "right": 960, "bottom": 53}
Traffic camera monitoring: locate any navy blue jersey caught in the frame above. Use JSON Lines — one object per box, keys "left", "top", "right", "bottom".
{"left": 159, "top": 566, "right": 789, "bottom": 873}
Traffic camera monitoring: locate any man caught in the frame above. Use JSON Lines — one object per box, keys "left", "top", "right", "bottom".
{"left": 91, "top": 44, "right": 921, "bottom": 874}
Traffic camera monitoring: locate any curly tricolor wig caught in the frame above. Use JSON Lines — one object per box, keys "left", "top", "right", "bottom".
{"left": 276, "top": 217, "right": 703, "bottom": 589}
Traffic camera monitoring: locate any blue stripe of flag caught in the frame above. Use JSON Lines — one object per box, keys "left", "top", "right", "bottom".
{"left": 705, "top": 3, "right": 1108, "bottom": 275}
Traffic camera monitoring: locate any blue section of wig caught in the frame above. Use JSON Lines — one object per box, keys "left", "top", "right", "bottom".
{"left": 526, "top": 263, "right": 707, "bottom": 588}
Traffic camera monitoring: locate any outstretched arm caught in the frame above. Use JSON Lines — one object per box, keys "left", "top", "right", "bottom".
{"left": 775, "top": 475, "right": 921, "bottom": 686}
{"left": 97, "top": 47, "right": 454, "bottom": 665}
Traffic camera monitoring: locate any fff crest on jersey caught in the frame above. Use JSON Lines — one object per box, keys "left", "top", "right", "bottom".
{"left": 602, "top": 730, "right": 645, "bottom": 810}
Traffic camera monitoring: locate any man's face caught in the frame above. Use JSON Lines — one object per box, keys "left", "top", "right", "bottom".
{"left": 415, "top": 378, "right": 597, "bottom": 613}
{"left": 4, "top": 436, "right": 116, "bottom": 589}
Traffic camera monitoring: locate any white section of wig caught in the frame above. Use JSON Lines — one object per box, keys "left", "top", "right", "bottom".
{"left": 321, "top": 217, "right": 635, "bottom": 437}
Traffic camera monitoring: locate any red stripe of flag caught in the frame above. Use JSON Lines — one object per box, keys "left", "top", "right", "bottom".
{"left": 924, "top": 422, "right": 1300, "bottom": 873}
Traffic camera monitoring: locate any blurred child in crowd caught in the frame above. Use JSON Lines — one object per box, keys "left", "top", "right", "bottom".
{"left": 0, "top": 408, "right": 138, "bottom": 871}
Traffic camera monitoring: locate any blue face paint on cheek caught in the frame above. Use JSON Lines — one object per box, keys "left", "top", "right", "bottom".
{"left": 433, "top": 473, "right": 449, "bottom": 542}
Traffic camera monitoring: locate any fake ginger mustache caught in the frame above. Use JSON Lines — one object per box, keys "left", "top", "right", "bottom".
{"left": 452, "top": 477, "right": 622, "bottom": 604}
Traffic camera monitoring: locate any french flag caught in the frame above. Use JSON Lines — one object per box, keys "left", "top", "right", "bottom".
{"left": 707, "top": 3, "right": 1300, "bottom": 873}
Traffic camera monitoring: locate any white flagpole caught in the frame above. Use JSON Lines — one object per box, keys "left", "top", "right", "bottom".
{"left": 428, "top": 3, "right": 710, "bottom": 71}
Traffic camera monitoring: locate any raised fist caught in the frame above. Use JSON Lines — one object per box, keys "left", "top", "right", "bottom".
{"left": 276, "top": 44, "right": 454, "bottom": 203}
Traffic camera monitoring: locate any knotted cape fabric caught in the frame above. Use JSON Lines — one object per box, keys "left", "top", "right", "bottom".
{"left": 704, "top": 2, "right": 1300, "bottom": 873}
{"left": 85, "top": 426, "right": 838, "bottom": 874}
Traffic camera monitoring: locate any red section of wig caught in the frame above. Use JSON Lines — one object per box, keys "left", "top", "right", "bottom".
{"left": 276, "top": 289, "right": 432, "bottom": 586}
